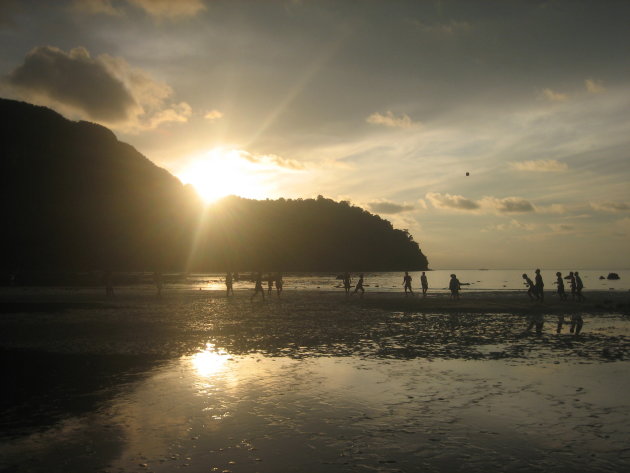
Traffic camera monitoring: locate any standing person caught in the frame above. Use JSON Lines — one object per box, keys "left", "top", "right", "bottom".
{"left": 343, "top": 272, "right": 351, "bottom": 296}
{"left": 575, "top": 271, "right": 585, "bottom": 301}
{"left": 567, "top": 271, "right": 576, "bottom": 300}
{"left": 421, "top": 271, "right": 428, "bottom": 297}
{"left": 534, "top": 269, "right": 544, "bottom": 301}
{"left": 555, "top": 272, "right": 568, "bottom": 301}
{"left": 449, "top": 274, "right": 461, "bottom": 300}
{"left": 522, "top": 273, "right": 538, "bottom": 300}
{"left": 403, "top": 271, "right": 413, "bottom": 296}
{"left": 275, "top": 272, "right": 283, "bottom": 297}
{"left": 225, "top": 271, "right": 233, "bottom": 296}
{"left": 354, "top": 273, "right": 365, "bottom": 297}
{"left": 154, "top": 271, "right": 163, "bottom": 296}
{"left": 267, "top": 273, "right": 274, "bottom": 295}
{"left": 104, "top": 270, "right": 114, "bottom": 297}
{"left": 251, "top": 272, "right": 265, "bottom": 301}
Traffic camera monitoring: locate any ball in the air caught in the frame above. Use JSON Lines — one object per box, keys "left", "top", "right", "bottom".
{"left": 465, "top": 172, "right": 469, "bottom": 176}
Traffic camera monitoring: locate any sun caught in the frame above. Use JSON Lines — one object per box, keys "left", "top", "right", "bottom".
{"left": 177, "top": 148, "right": 272, "bottom": 203}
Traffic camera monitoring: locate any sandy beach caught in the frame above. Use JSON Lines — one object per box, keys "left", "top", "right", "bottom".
{"left": 1, "top": 288, "right": 629, "bottom": 472}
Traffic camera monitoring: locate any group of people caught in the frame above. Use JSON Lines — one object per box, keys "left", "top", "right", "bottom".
{"left": 522, "top": 269, "right": 585, "bottom": 302}
{"left": 225, "top": 272, "right": 284, "bottom": 300}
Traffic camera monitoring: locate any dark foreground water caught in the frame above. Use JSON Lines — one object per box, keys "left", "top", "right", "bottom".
{"left": 1, "top": 290, "right": 629, "bottom": 472}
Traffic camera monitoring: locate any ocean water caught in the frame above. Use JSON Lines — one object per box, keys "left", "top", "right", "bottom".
{"left": 188, "top": 269, "right": 628, "bottom": 293}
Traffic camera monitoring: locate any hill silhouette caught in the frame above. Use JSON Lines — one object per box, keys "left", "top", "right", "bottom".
{"left": 0, "top": 98, "right": 428, "bottom": 279}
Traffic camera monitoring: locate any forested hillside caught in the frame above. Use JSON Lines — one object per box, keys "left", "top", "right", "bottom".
{"left": 0, "top": 98, "right": 428, "bottom": 278}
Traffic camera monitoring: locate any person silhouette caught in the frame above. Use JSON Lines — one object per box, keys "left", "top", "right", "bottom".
{"left": 575, "top": 271, "right": 585, "bottom": 302}
{"left": 555, "top": 272, "right": 567, "bottom": 301}
{"left": 275, "top": 272, "right": 283, "bottom": 297}
{"left": 251, "top": 272, "right": 265, "bottom": 301}
{"left": 567, "top": 271, "right": 576, "bottom": 300}
{"left": 154, "top": 271, "right": 163, "bottom": 296}
{"left": 403, "top": 271, "right": 413, "bottom": 295}
{"left": 104, "top": 270, "right": 114, "bottom": 297}
{"left": 343, "top": 272, "right": 351, "bottom": 296}
{"left": 354, "top": 273, "right": 365, "bottom": 297}
{"left": 225, "top": 271, "right": 234, "bottom": 296}
{"left": 449, "top": 274, "right": 460, "bottom": 300}
{"left": 421, "top": 271, "right": 428, "bottom": 297}
{"left": 267, "top": 273, "right": 274, "bottom": 295}
{"left": 534, "top": 269, "right": 544, "bottom": 301}
{"left": 522, "top": 273, "right": 538, "bottom": 300}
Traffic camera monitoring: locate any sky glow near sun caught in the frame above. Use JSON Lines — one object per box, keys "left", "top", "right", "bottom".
{"left": 177, "top": 148, "right": 276, "bottom": 203}
{"left": 2, "top": 0, "right": 629, "bottom": 268}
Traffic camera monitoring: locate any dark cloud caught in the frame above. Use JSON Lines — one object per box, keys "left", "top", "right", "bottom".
{"left": 6, "top": 46, "right": 136, "bottom": 122}
{"left": 426, "top": 192, "right": 480, "bottom": 211}
{"left": 492, "top": 197, "right": 535, "bottom": 213}
{"left": 367, "top": 201, "right": 415, "bottom": 214}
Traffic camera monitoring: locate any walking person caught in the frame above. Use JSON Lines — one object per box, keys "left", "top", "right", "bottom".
{"left": 403, "top": 271, "right": 413, "bottom": 296}
{"left": 555, "top": 272, "right": 568, "bottom": 301}
{"left": 449, "top": 274, "right": 461, "bottom": 300}
{"left": 575, "top": 271, "right": 585, "bottom": 302}
{"left": 275, "top": 272, "right": 283, "bottom": 297}
{"left": 225, "top": 271, "right": 233, "bottom": 296}
{"left": 421, "top": 271, "right": 428, "bottom": 297}
{"left": 267, "top": 273, "right": 274, "bottom": 295}
{"left": 251, "top": 272, "right": 265, "bottom": 301}
{"left": 522, "top": 273, "right": 538, "bottom": 300}
{"left": 567, "top": 271, "right": 576, "bottom": 300}
{"left": 354, "top": 273, "right": 365, "bottom": 297}
{"left": 534, "top": 269, "right": 544, "bottom": 301}
{"left": 343, "top": 272, "right": 351, "bottom": 296}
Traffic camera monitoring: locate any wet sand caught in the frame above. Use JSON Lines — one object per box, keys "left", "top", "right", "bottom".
{"left": 1, "top": 288, "right": 629, "bottom": 472}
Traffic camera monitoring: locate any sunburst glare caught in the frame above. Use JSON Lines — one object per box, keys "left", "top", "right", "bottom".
{"left": 177, "top": 148, "right": 275, "bottom": 203}
{"left": 190, "top": 343, "right": 230, "bottom": 377}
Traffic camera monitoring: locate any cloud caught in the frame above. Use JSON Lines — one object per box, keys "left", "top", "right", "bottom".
{"left": 425, "top": 192, "right": 480, "bottom": 211}
{"left": 585, "top": 79, "right": 606, "bottom": 94}
{"left": 367, "top": 200, "right": 415, "bottom": 214}
{"left": 481, "top": 197, "right": 535, "bottom": 213}
{"left": 4, "top": 45, "right": 191, "bottom": 132}
{"left": 204, "top": 109, "right": 224, "bottom": 122}
{"left": 548, "top": 223, "right": 574, "bottom": 233}
{"left": 541, "top": 88, "right": 568, "bottom": 102}
{"left": 409, "top": 19, "right": 472, "bottom": 35}
{"left": 235, "top": 150, "right": 305, "bottom": 171}
{"left": 486, "top": 219, "right": 537, "bottom": 232}
{"left": 511, "top": 159, "right": 569, "bottom": 172}
{"left": 73, "top": 0, "right": 205, "bottom": 19}
{"left": 591, "top": 201, "right": 630, "bottom": 213}
{"left": 426, "top": 193, "right": 536, "bottom": 214}
{"left": 366, "top": 110, "right": 418, "bottom": 129}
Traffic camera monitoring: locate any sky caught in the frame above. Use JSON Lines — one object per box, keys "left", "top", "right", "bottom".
{"left": 1, "top": 0, "right": 629, "bottom": 269}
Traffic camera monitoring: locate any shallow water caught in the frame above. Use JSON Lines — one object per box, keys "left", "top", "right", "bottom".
{"left": 1, "top": 290, "right": 629, "bottom": 472}
{"left": 2, "top": 350, "right": 629, "bottom": 473}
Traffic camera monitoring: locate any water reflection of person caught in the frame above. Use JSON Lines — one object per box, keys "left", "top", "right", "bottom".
{"left": 570, "top": 313, "right": 583, "bottom": 334}
{"left": 421, "top": 271, "right": 428, "bottom": 297}
{"left": 534, "top": 269, "right": 544, "bottom": 301}
{"left": 403, "top": 271, "right": 413, "bottom": 296}
{"left": 526, "top": 313, "right": 544, "bottom": 334}
{"left": 275, "top": 272, "right": 283, "bottom": 297}
{"left": 354, "top": 273, "right": 365, "bottom": 297}
{"left": 343, "top": 272, "right": 351, "bottom": 296}
{"left": 251, "top": 272, "right": 265, "bottom": 301}
{"left": 225, "top": 271, "right": 233, "bottom": 296}
{"left": 449, "top": 274, "right": 460, "bottom": 300}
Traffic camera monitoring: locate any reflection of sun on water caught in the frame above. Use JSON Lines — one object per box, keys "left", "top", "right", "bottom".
{"left": 190, "top": 343, "right": 230, "bottom": 377}
{"left": 177, "top": 148, "right": 274, "bottom": 203}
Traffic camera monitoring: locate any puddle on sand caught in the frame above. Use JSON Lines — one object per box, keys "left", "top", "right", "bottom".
{"left": 2, "top": 344, "right": 629, "bottom": 473}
